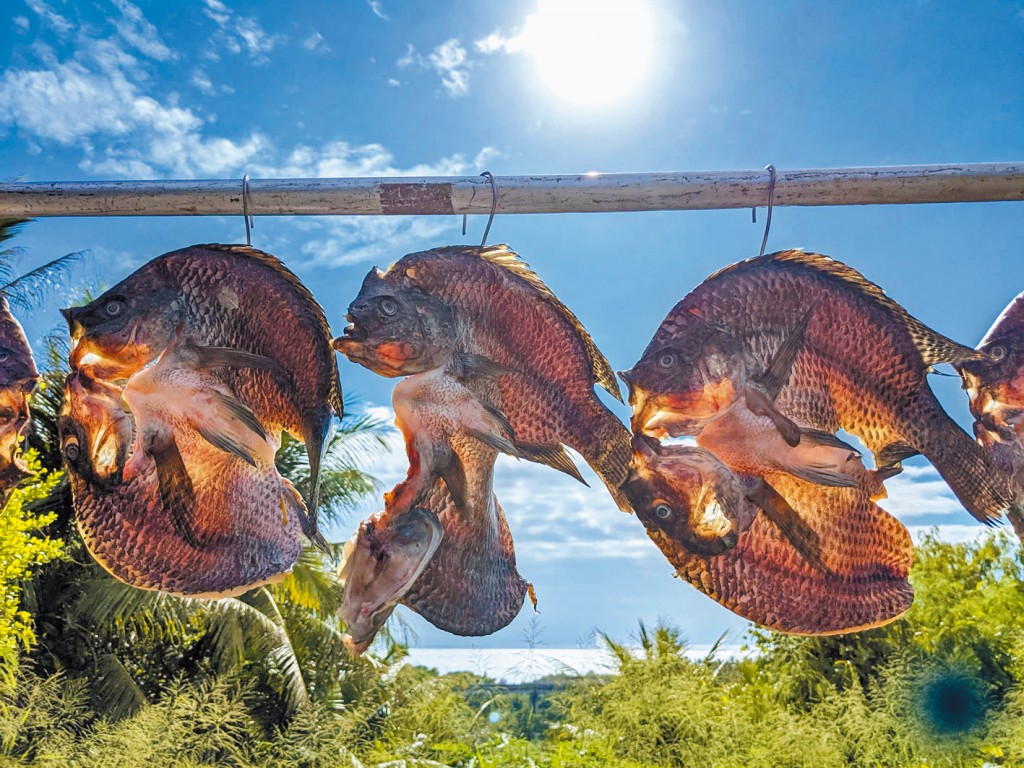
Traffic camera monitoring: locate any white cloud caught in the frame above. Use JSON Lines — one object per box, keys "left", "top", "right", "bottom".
{"left": 387, "top": 78, "right": 400, "bottom": 87}
{"left": 397, "top": 39, "right": 471, "bottom": 98}
{"left": 202, "top": 0, "right": 281, "bottom": 63}
{"left": 878, "top": 464, "right": 966, "bottom": 519}
{"left": 301, "top": 32, "right": 329, "bottom": 52}
{"left": 474, "top": 31, "right": 524, "bottom": 55}
{"left": 190, "top": 68, "right": 215, "bottom": 95}
{"left": 907, "top": 525, "right": 1006, "bottom": 546}
{"left": 13, "top": 16, "right": 30, "bottom": 32}
{"left": 368, "top": 0, "right": 389, "bottom": 21}
{"left": 25, "top": 0, "right": 72, "bottom": 34}
{"left": 112, "top": 0, "right": 175, "bottom": 61}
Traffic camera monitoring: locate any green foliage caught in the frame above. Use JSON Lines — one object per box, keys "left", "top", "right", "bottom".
{"left": 0, "top": 455, "right": 62, "bottom": 677}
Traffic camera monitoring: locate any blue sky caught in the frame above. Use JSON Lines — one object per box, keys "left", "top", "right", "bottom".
{"left": 1, "top": 0, "right": 1023, "bottom": 652}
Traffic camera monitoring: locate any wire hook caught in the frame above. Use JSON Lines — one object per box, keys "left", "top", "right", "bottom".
{"left": 242, "top": 174, "right": 254, "bottom": 246}
{"left": 463, "top": 172, "right": 499, "bottom": 245}
{"left": 479, "top": 171, "right": 497, "bottom": 247}
{"left": 758, "top": 164, "right": 776, "bottom": 257}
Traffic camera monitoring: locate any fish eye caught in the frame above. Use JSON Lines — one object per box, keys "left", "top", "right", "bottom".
{"left": 63, "top": 439, "right": 81, "bottom": 464}
{"left": 378, "top": 297, "right": 399, "bottom": 317}
{"left": 0, "top": 348, "right": 9, "bottom": 364}
{"left": 654, "top": 502, "right": 673, "bottom": 519}
{"left": 104, "top": 299, "right": 124, "bottom": 317}
{"left": 990, "top": 345, "right": 1006, "bottom": 361}
{"left": 658, "top": 352, "right": 676, "bottom": 369}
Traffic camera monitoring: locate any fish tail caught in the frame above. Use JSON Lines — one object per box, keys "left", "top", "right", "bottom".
{"left": 571, "top": 406, "right": 633, "bottom": 513}
{"left": 906, "top": 394, "right": 1010, "bottom": 525}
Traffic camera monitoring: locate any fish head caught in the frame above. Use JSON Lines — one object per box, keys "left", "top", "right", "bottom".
{"left": 337, "top": 506, "right": 443, "bottom": 653}
{"left": 0, "top": 298, "right": 39, "bottom": 488}
{"left": 62, "top": 263, "right": 183, "bottom": 378}
{"left": 58, "top": 371, "right": 133, "bottom": 489}
{"left": 333, "top": 267, "right": 457, "bottom": 377}
{"left": 959, "top": 333, "right": 1024, "bottom": 439}
{"left": 622, "top": 320, "right": 747, "bottom": 438}
{"left": 621, "top": 435, "right": 742, "bottom": 556}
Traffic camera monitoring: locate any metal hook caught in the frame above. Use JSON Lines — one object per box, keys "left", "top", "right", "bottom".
{"left": 479, "top": 171, "right": 497, "bottom": 247}
{"left": 758, "top": 164, "right": 776, "bottom": 257}
{"left": 464, "top": 172, "right": 499, "bottom": 245}
{"left": 242, "top": 174, "right": 254, "bottom": 246}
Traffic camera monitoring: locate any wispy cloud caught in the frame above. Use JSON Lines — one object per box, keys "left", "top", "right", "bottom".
{"left": 13, "top": 16, "right": 30, "bottom": 33}
{"left": 202, "top": 0, "right": 281, "bottom": 63}
{"left": 368, "top": 0, "right": 389, "bottom": 21}
{"left": 301, "top": 31, "right": 329, "bottom": 53}
{"left": 25, "top": 0, "right": 73, "bottom": 34}
{"left": 397, "top": 39, "right": 471, "bottom": 98}
{"left": 190, "top": 68, "right": 215, "bottom": 95}
{"left": 111, "top": 0, "right": 175, "bottom": 61}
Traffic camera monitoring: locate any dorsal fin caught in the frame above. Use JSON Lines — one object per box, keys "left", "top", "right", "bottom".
{"left": 709, "top": 250, "right": 984, "bottom": 366}
{"left": 474, "top": 244, "right": 623, "bottom": 402}
{"left": 195, "top": 244, "right": 345, "bottom": 417}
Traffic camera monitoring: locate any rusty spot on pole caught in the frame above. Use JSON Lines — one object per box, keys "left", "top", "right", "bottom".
{"left": 380, "top": 182, "right": 455, "bottom": 214}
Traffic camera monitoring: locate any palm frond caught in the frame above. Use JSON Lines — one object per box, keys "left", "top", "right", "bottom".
{"left": 271, "top": 546, "right": 345, "bottom": 618}
{"left": 1, "top": 250, "right": 88, "bottom": 313}
{"left": 94, "top": 653, "right": 149, "bottom": 721}
{"left": 242, "top": 588, "right": 310, "bottom": 713}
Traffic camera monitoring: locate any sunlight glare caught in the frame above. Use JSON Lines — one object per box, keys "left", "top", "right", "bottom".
{"left": 518, "top": 0, "right": 656, "bottom": 106}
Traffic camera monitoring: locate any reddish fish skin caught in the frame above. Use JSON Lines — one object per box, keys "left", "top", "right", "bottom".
{"left": 336, "top": 245, "right": 632, "bottom": 512}
{"left": 628, "top": 442, "right": 914, "bottom": 635}
{"left": 400, "top": 479, "right": 531, "bottom": 637}
{"left": 0, "top": 294, "right": 38, "bottom": 498}
{"left": 59, "top": 370, "right": 303, "bottom": 598}
{"left": 61, "top": 244, "right": 342, "bottom": 542}
{"left": 625, "top": 250, "right": 1007, "bottom": 525}
{"left": 958, "top": 290, "right": 1024, "bottom": 539}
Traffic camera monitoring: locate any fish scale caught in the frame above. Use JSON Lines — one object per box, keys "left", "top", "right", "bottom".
{"left": 64, "top": 244, "right": 342, "bottom": 542}
{"left": 647, "top": 471, "right": 913, "bottom": 635}
{"left": 635, "top": 250, "right": 1007, "bottom": 524}
{"left": 62, "top": 373, "right": 303, "bottom": 597}
{"left": 401, "top": 479, "right": 530, "bottom": 636}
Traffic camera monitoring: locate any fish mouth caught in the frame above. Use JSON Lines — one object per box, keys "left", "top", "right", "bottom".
{"left": 341, "top": 315, "right": 369, "bottom": 343}
{"left": 637, "top": 407, "right": 703, "bottom": 439}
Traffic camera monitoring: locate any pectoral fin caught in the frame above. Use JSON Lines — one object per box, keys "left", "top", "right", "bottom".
{"left": 150, "top": 435, "right": 202, "bottom": 549}
{"left": 450, "top": 351, "right": 514, "bottom": 379}
{"left": 192, "top": 392, "right": 267, "bottom": 466}
{"left": 516, "top": 443, "right": 588, "bottom": 485}
{"left": 189, "top": 344, "right": 287, "bottom": 375}
{"left": 746, "top": 479, "right": 828, "bottom": 573}
{"left": 744, "top": 386, "right": 802, "bottom": 447}
{"left": 874, "top": 441, "right": 919, "bottom": 480}
{"left": 755, "top": 306, "right": 815, "bottom": 400}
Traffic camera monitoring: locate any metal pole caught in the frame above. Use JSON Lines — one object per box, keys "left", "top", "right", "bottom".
{"left": 0, "top": 163, "right": 1021, "bottom": 218}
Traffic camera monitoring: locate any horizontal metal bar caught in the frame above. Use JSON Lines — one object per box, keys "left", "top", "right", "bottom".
{"left": 1, "top": 163, "right": 1022, "bottom": 217}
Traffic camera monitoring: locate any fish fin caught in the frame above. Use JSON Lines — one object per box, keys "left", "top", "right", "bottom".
{"left": 195, "top": 424, "right": 258, "bottom": 467}
{"left": 710, "top": 250, "right": 984, "bottom": 366}
{"left": 473, "top": 244, "right": 623, "bottom": 401}
{"left": 744, "top": 386, "right": 802, "bottom": 447}
{"left": 800, "top": 428, "right": 861, "bottom": 454}
{"left": 302, "top": 416, "right": 332, "bottom": 549}
{"left": 150, "top": 436, "right": 203, "bottom": 549}
{"left": 467, "top": 428, "right": 521, "bottom": 458}
{"left": 756, "top": 306, "right": 815, "bottom": 400}
{"left": 746, "top": 479, "right": 829, "bottom": 573}
{"left": 188, "top": 344, "right": 287, "bottom": 375}
{"left": 783, "top": 463, "right": 860, "bottom": 489}
{"left": 450, "top": 351, "right": 514, "bottom": 379}
{"left": 516, "top": 442, "right": 588, "bottom": 485}
{"left": 211, "top": 391, "right": 267, "bottom": 440}
{"left": 873, "top": 441, "right": 919, "bottom": 478}
{"left": 438, "top": 457, "right": 470, "bottom": 515}
{"left": 481, "top": 402, "right": 517, "bottom": 441}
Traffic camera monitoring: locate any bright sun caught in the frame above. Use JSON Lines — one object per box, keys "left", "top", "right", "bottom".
{"left": 518, "top": 0, "right": 656, "bottom": 107}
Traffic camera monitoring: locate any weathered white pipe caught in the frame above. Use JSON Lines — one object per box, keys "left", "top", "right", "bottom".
{"left": 0, "top": 163, "right": 1021, "bottom": 217}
